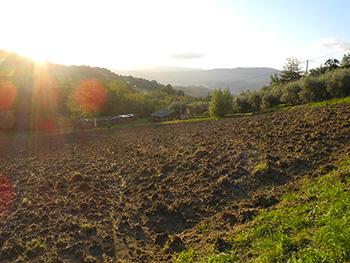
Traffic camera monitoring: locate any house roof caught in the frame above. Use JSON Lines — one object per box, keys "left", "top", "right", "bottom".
{"left": 151, "top": 109, "right": 175, "bottom": 118}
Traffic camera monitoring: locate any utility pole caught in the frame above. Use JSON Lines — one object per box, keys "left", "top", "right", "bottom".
{"left": 305, "top": 60, "right": 309, "bottom": 75}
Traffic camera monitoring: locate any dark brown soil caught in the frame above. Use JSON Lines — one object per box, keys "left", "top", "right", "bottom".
{"left": 0, "top": 103, "right": 349, "bottom": 262}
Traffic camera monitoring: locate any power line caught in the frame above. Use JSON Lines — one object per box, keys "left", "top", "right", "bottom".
{"left": 227, "top": 48, "right": 350, "bottom": 91}
{"left": 302, "top": 48, "right": 350, "bottom": 64}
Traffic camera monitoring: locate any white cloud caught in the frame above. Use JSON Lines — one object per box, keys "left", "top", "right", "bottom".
{"left": 318, "top": 38, "right": 350, "bottom": 51}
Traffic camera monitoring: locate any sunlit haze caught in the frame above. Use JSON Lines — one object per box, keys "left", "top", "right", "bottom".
{"left": 1, "top": 0, "right": 350, "bottom": 70}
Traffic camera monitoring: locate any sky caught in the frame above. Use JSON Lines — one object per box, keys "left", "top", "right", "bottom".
{"left": 1, "top": 0, "right": 350, "bottom": 70}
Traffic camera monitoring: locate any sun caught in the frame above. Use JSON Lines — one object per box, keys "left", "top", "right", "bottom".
{"left": 7, "top": 45, "right": 51, "bottom": 65}
{"left": 23, "top": 50, "right": 49, "bottom": 64}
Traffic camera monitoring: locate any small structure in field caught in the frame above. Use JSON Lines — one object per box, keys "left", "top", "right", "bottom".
{"left": 151, "top": 109, "right": 175, "bottom": 122}
{"left": 77, "top": 114, "right": 136, "bottom": 129}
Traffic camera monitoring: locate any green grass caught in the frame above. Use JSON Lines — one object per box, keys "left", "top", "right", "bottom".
{"left": 25, "top": 238, "right": 46, "bottom": 253}
{"left": 177, "top": 156, "right": 350, "bottom": 263}
{"left": 110, "top": 116, "right": 217, "bottom": 128}
{"left": 274, "top": 104, "right": 294, "bottom": 112}
{"left": 111, "top": 118, "right": 152, "bottom": 129}
{"left": 273, "top": 96, "right": 350, "bottom": 113}
{"left": 253, "top": 160, "right": 270, "bottom": 174}
{"left": 226, "top": 112, "right": 253, "bottom": 118}
{"left": 161, "top": 112, "right": 255, "bottom": 125}
{"left": 308, "top": 96, "right": 350, "bottom": 107}
{"left": 160, "top": 117, "right": 218, "bottom": 125}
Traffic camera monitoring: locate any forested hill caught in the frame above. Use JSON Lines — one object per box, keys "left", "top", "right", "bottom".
{"left": 0, "top": 50, "right": 186, "bottom": 131}
{"left": 0, "top": 50, "right": 178, "bottom": 93}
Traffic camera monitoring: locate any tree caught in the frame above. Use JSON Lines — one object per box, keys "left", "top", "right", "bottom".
{"left": 247, "top": 91, "right": 261, "bottom": 112}
{"left": 232, "top": 93, "right": 251, "bottom": 113}
{"left": 260, "top": 92, "right": 279, "bottom": 112}
{"left": 324, "top": 59, "right": 340, "bottom": 71}
{"left": 281, "top": 82, "right": 302, "bottom": 105}
{"left": 222, "top": 88, "right": 233, "bottom": 114}
{"left": 325, "top": 69, "right": 350, "bottom": 98}
{"left": 209, "top": 88, "right": 232, "bottom": 117}
{"left": 299, "top": 77, "right": 327, "bottom": 103}
{"left": 309, "top": 65, "right": 327, "bottom": 77}
{"left": 340, "top": 54, "right": 350, "bottom": 68}
{"left": 187, "top": 101, "right": 208, "bottom": 116}
{"left": 272, "top": 58, "right": 302, "bottom": 85}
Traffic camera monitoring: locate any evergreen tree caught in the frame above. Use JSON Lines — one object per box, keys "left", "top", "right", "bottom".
{"left": 271, "top": 58, "right": 302, "bottom": 84}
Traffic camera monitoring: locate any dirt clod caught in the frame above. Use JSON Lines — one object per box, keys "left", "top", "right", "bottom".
{"left": 165, "top": 236, "right": 185, "bottom": 253}
{"left": 214, "top": 237, "right": 232, "bottom": 252}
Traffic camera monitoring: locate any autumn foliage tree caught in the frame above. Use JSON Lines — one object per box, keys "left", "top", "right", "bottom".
{"left": 74, "top": 79, "right": 107, "bottom": 116}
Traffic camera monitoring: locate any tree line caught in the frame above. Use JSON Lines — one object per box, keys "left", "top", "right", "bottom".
{"left": 208, "top": 54, "right": 350, "bottom": 117}
{"left": 1, "top": 50, "right": 349, "bottom": 130}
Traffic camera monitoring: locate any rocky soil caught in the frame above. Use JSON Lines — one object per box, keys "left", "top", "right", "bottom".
{"left": 0, "top": 103, "right": 349, "bottom": 262}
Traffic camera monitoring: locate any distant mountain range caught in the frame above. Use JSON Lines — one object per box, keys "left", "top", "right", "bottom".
{"left": 117, "top": 67, "right": 280, "bottom": 97}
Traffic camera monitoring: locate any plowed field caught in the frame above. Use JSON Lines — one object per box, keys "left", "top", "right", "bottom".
{"left": 0, "top": 103, "right": 349, "bottom": 262}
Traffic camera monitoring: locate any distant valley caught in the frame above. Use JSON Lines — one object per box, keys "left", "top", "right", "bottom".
{"left": 117, "top": 67, "right": 280, "bottom": 97}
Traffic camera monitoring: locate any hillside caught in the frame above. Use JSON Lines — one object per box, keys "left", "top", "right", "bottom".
{"left": 0, "top": 101, "right": 349, "bottom": 262}
{"left": 0, "top": 50, "right": 175, "bottom": 93}
{"left": 118, "top": 67, "right": 280, "bottom": 95}
{"left": 175, "top": 85, "right": 212, "bottom": 98}
{"left": 0, "top": 50, "right": 186, "bottom": 130}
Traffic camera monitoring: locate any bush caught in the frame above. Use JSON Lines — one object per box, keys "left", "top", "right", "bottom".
{"left": 221, "top": 66, "right": 350, "bottom": 116}
{"left": 187, "top": 101, "right": 208, "bottom": 116}
{"left": 299, "top": 77, "right": 327, "bottom": 103}
{"left": 280, "top": 82, "right": 302, "bottom": 105}
{"left": 233, "top": 92, "right": 252, "bottom": 113}
{"left": 325, "top": 69, "right": 350, "bottom": 98}
{"left": 247, "top": 92, "right": 261, "bottom": 112}
{"left": 260, "top": 93, "right": 279, "bottom": 112}
{"left": 209, "top": 89, "right": 232, "bottom": 117}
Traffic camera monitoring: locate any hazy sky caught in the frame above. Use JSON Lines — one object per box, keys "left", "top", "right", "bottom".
{"left": 1, "top": 0, "right": 350, "bottom": 70}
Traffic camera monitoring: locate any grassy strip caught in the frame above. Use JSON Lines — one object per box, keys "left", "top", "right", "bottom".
{"left": 111, "top": 117, "right": 217, "bottom": 129}
{"left": 177, "top": 156, "right": 350, "bottom": 262}
{"left": 160, "top": 117, "right": 219, "bottom": 125}
{"left": 110, "top": 118, "right": 152, "bottom": 129}
{"left": 273, "top": 96, "right": 350, "bottom": 113}
{"left": 308, "top": 96, "right": 350, "bottom": 107}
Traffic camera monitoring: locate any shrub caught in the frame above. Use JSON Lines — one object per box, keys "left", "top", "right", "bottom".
{"left": 299, "top": 77, "right": 327, "bottom": 103}
{"left": 325, "top": 69, "right": 350, "bottom": 98}
{"left": 280, "top": 82, "right": 302, "bottom": 105}
{"left": 260, "top": 93, "right": 279, "bottom": 112}
{"left": 232, "top": 93, "right": 251, "bottom": 113}
{"left": 247, "top": 92, "right": 261, "bottom": 112}
{"left": 187, "top": 101, "right": 208, "bottom": 116}
{"left": 209, "top": 89, "right": 232, "bottom": 117}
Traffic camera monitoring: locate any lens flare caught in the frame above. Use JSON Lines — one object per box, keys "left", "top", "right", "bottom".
{"left": 38, "top": 119, "right": 57, "bottom": 131}
{"left": 0, "top": 80, "right": 17, "bottom": 111}
{"left": 0, "top": 111, "right": 15, "bottom": 129}
{"left": 32, "top": 69, "right": 61, "bottom": 131}
{"left": 75, "top": 79, "right": 107, "bottom": 113}
{"left": 0, "top": 176, "right": 14, "bottom": 215}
